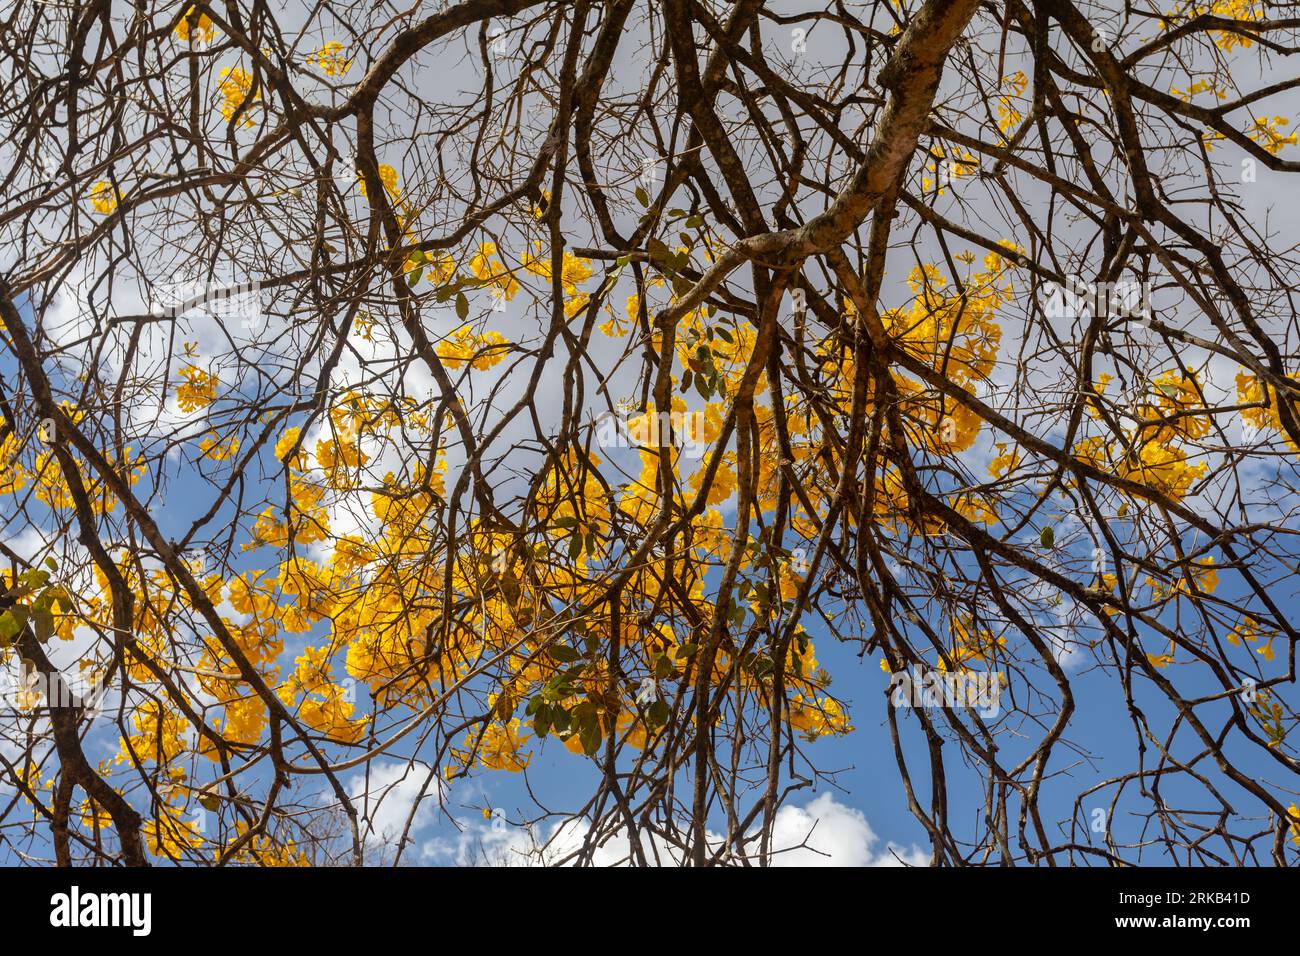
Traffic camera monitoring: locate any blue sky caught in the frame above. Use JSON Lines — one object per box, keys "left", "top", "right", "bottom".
{"left": 3, "top": 0, "right": 1299, "bottom": 868}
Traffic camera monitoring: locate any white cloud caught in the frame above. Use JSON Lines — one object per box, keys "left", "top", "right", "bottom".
{"left": 348, "top": 760, "right": 441, "bottom": 854}
{"left": 768, "top": 792, "right": 927, "bottom": 866}
{"left": 420, "top": 793, "right": 926, "bottom": 867}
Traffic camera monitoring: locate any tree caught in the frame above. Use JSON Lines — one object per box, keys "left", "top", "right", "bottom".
{"left": 1, "top": 0, "right": 1298, "bottom": 867}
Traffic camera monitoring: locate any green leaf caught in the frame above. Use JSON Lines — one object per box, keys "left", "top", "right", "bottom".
{"left": 1040, "top": 526, "right": 1055, "bottom": 549}
{"left": 455, "top": 291, "right": 469, "bottom": 319}
{"left": 18, "top": 569, "right": 49, "bottom": 590}
{"left": 0, "top": 607, "right": 28, "bottom": 642}
{"left": 500, "top": 572, "right": 521, "bottom": 607}
{"left": 47, "top": 587, "right": 72, "bottom": 614}
{"left": 635, "top": 186, "right": 650, "bottom": 207}
{"left": 647, "top": 238, "right": 672, "bottom": 268}
{"left": 548, "top": 644, "right": 581, "bottom": 663}
{"left": 549, "top": 707, "right": 570, "bottom": 734}
{"left": 32, "top": 598, "right": 55, "bottom": 642}
{"left": 580, "top": 716, "right": 603, "bottom": 756}
{"left": 541, "top": 679, "right": 572, "bottom": 702}
{"left": 407, "top": 267, "right": 423, "bottom": 287}
{"left": 646, "top": 698, "right": 670, "bottom": 729}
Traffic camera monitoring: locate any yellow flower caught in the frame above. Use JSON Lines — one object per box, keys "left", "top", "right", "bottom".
{"left": 173, "top": 6, "right": 216, "bottom": 44}
{"left": 950, "top": 492, "right": 1000, "bottom": 525}
{"left": 217, "top": 67, "right": 259, "bottom": 127}
{"left": 1178, "top": 0, "right": 1262, "bottom": 52}
{"left": 404, "top": 249, "right": 456, "bottom": 285}
{"left": 220, "top": 821, "right": 310, "bottom": 866}
{"left": 274, "top": 427, "right": 303, "bottom": 465}
{"left": 276, "top": 645, "right": 365, "bottom": 743}
{"left": 452, "top": 716, "right": 531, "bottom": 772}
{"left": 307, "top": 41, "right": 352, "bottom": 77}
{"left": 1247, "top": 115, "right": 1298, "bottom": 155}
{"left": 996, "top": 71, "right": 1028, "bottom": 135}
{"left": 0, "top": 431, "right": 29, "bottom": 496}
{"left": 469, "top": 242, "right": 520, "bottom": 300}
{"left": 600, "top": 293, "right": 639, "bottom": 337}
{"left": 358, "top": 163, "right": 400, "bottom": 200}
{"left": 1227, "top": 619, "right": 1260, "bottom": 646}
{"left": 922, "top": 147, "right": 977, "bottom": 195}
{"left": 688, "top": 454, "right": 736, "bottom": 505}
{"left": 199, "top": 432, "right": 240, "bottom": 461}
{"left": 175, "top": 364, "right": 219, "bottom": 413}
{"left": 788, "top": 694, "right": 853, "bottom": 739}
{"left": 437, "top": 325, "right": 510, "bottom": 371}
{"left": 88, "top": 180, "right": 118, "bottom": 214}
{"left": 521, "top": 243, "right": 594, "bottom": 296}
{"left": 1169, "top": 78, "right": 1227, "bottom": 103}
{"left": 988, "top": 443, "right": 1021, "bottom": 478}
{"left": 949, "top": 616, "right": 1006, "bottom": 667}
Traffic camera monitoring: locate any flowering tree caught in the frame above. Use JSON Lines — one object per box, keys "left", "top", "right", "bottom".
{"left": 1, "top": 0, "right": 1299, "bottom": 866}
